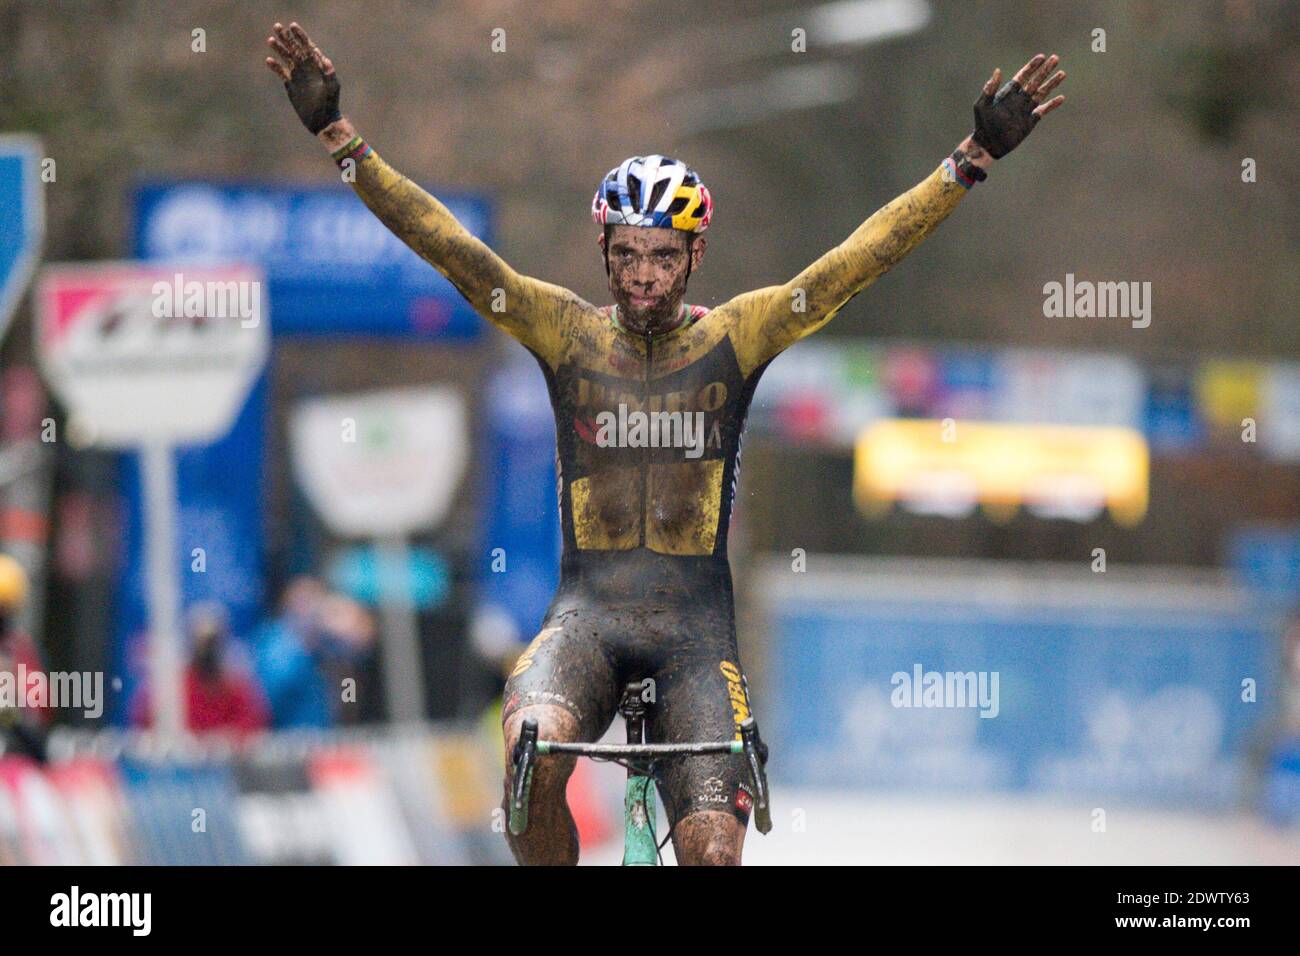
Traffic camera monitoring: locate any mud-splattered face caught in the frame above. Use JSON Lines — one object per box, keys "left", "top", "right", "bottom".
{"left": 600, "top": 225, "right": 705, "bottom": 335}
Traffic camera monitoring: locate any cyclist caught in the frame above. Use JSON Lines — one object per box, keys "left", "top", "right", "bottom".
{"left": 266, "top": 21, "right": 1064, "bottom": 864}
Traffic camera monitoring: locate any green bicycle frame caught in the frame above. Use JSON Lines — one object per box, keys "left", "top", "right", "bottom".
{"left": 622, "top": 771, "right": 658, "bottom": 866}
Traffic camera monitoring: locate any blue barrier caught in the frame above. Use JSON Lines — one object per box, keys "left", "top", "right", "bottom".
{"left": 765, "top": 561, "right": 1283, "bottom": 808}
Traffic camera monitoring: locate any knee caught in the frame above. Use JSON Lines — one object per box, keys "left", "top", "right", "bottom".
{"left": 673, "top": 812, "right": 745, "bottom": 866}
{"left": 502, "top": 704, "right": 579, "bottom": 793}
{"left": 689, "top": 840, "right": 742, "bottom": 867}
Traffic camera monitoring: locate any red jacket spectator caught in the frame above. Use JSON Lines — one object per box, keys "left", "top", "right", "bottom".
{"left": 130, "top": 666, "right": 269, "bottom": 738}
{"left": 128, "top": 602, "right": 270, "bottom": 738}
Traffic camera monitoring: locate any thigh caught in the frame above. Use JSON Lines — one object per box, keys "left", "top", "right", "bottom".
{"left": 646, "top": 620, "right": 758, "bottom": 829}
{"left": 502, "top": 605, "right": 622, "bottom": 743}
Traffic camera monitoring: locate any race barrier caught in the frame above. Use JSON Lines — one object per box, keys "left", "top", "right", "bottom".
{"left": 759, "top": 556, "right": 1287, "bottom": 809}
{"left": 0, "top": 725, "right": 513, "bottom": 865}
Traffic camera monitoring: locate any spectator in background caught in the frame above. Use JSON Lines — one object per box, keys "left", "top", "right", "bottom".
{"left": 0, "top": 553, "right": 49, "bottom": 761}
{"left": 129, "top": 601, "right": 268, "bottom": 738}
{"left": 253, "top": 577, "right": 376, "bottom": 729}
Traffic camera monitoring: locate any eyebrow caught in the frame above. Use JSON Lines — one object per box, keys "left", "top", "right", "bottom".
{"left": 609, "top": 241, "right": 684, "bottom": 254}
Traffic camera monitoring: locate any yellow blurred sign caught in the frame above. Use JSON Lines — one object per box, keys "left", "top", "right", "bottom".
{"left": 1196, "top": 361, "right": 1265, "bottom": 430}
{"left": 854, "top": 420, "right": 1149, "bottom": 526}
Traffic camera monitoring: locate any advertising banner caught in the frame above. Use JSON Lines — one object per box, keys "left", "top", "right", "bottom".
{"left": 133, "top": 180, "right": 490, "bottom": 339}
{"left": 289, "top": 386, "right": 468, "bottom": 539}
{"left": 762, "top": 559, "right": 1281, "bottom": 808}
{"left": 36, "top": 262, "right": 268, "bottom": 447}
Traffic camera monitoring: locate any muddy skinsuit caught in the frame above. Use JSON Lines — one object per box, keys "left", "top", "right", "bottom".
{"left": 346, "top": 148, "right": 969, "bottom": 826}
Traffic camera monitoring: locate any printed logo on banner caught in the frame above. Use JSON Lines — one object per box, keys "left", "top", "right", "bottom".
{"left": 768, "top": 567, "right": 1276, "bottom": 806}
{"left": 35, "top": 262, "right": 269, "bottom": 447}
{"left": 134, "top": 181, "right": 491, "bottom": 338}
{"left": 289, "top": 387, "right": 468, "bottom": 538}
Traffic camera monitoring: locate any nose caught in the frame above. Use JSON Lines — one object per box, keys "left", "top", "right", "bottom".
{"left": 632, "top": 258, "right": 657, "bottom": 285}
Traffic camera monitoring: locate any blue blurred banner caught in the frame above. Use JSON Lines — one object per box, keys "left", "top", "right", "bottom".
{"left": 766, "top": 564, "right": 1281, "bottom": 807}
{"left": 475, "top": 353, "right": 560, "bottom": 643}
{"left": 1227, "top": 524, "right": 1300, "bottom": 608}
{"left": 1145, "top": 362, "right": 1204, "bottom": 454}
{"left": 0, "top": 135, "right": 44, "bottom": 341}
{"left": 133, "top": 180, "right": 490, "bottom": 339}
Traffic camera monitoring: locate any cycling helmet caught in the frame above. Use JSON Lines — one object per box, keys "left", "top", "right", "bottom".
{"left": 592, "top": 155, "right": 713, "bottom": 233}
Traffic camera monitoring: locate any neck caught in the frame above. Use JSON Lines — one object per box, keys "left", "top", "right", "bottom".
{"left": 613, "top": 302, "right": 688, "bottom": 336}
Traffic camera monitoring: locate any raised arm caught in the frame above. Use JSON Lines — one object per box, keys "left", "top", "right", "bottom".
{"left": 727, "top": 55, "right": 1066, "bottom": 376}
{"left": 265, "top": 21, "right": 584, "bottom": 365}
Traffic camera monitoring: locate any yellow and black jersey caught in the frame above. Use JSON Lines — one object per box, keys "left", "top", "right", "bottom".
{"left": 348, "top": 150, "right": 967, "bottom": 591}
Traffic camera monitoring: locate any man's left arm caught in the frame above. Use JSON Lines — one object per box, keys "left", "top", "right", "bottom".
{"left": 729, "top": 54, "right": 1065, "bottom": 375}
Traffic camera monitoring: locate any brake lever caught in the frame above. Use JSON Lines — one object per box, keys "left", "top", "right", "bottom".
{"left": 508, "top": 719, "right": 539, "bottom": 836}
{"left": 739, "top": 718, "right": 772, "bottom": 835}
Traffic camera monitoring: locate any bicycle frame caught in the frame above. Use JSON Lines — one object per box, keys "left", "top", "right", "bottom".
{"left": 508, "top": 682, "right": 771, "bottom": 865}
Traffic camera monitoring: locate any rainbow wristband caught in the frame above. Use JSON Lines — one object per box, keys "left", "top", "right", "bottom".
{"left": 943, "top": 157, "right": 974, "bottom": 189}
{"left": 944, "top": 150, "right": 986, "bottom": 189}
{"left": 332, "top": 135, "right": 373, "bottom": 167}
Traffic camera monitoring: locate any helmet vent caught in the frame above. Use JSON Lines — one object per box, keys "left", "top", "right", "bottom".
{"left": 646, "top": 179, "right": 670, "bottom": 212}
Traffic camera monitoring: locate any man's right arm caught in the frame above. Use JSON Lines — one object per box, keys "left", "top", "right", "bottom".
{"left": 266, "top": 21, "right": 584, "bottom": 365}
{"left": 320, "top": 121, "right": 578, "bottom": 362}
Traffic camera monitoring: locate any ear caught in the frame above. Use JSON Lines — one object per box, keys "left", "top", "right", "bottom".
{"left": 690, "top": 235, "right": 706, "bottom": 268}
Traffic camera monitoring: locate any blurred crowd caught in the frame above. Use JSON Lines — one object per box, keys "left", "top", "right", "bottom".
{"left": 1, "top": 554, "right": 378, "bottom": 751}
{"left": 127, "top": 575, "right": 377, "bottom": 738}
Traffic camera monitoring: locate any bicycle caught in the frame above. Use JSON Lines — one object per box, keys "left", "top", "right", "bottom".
{"left": 508, "top": 681, "right": 772, "bottom": 865}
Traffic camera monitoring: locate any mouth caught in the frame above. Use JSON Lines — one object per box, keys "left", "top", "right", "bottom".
{"left": 628, "top": 295, "right": 660, "bottom": 310}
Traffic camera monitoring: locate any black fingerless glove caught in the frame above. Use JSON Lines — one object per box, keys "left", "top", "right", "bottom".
{"left": 286, "top": 61, "right": 342, "bottom": 134}
{"left": 971, "top": 80, "right": 1039, "bottom": 159}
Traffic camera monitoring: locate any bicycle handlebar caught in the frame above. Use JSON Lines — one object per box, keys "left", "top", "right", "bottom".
{"left": 538, "top": 740, "right": 742, "bottom": 757}
{"left": 508, "top": 716, "right": 773, "bottom": 838}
